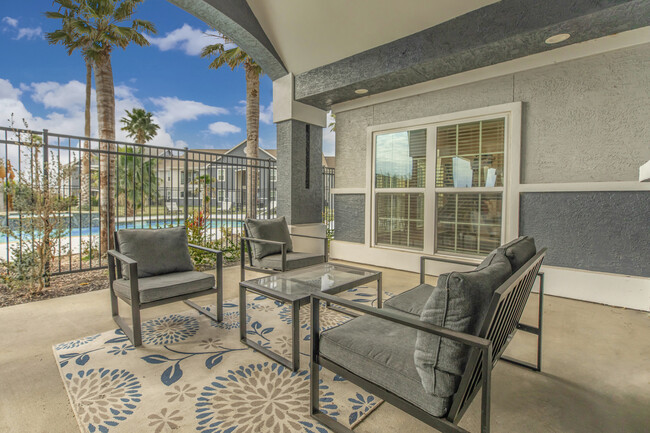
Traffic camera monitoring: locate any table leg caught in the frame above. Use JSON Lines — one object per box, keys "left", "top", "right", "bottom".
{"left": 377, "top": 275, "right": 383, "bottom": 308}
{"left": 291, "top": 301, "right": 300, "bottom": 371}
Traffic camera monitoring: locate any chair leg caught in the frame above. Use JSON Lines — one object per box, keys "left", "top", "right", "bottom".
{"left": 131, "top": 303, "right": 142, "bottom": 347}
{"left": 110, "top": 287, "right": 119, "bottom": 317}
{"left": 216, "top": 284, "right": 223, "bottom": 322}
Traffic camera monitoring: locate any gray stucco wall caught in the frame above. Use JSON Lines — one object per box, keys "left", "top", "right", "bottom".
{"left": 520, "top": 191, "right": 650, "bottom": 277}
{"left": 333, "top": 194, "right": 365, "bottom": 243}
{"left": 335, "top": 43, "right": 650, "bottom": 188}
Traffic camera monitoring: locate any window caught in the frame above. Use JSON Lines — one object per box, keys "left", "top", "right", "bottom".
{"left": 166, "top": 191, "right": 171, "bottom": 200}
{"left": 180, "top": 171, "right": 185, "bottom": 185}
{"left": 216, "top": 169, "right": 225, "bottom": 182}
{"left": 371, "top": 106, "right": 515, "bottom": 258}
{"left": 180, "top": 191, "right": 185, "bottom": 198}
{"left": 435, "top": 119, "right": 505, "bottom": 255}
{"left": 374, "top": 129, "right": 426, "bottom": 249}
{"left": 217, "top": 190, "right": 224, "bottom": 202}
{"left": 270, "top": 169, "right": 277, "bottom": 182}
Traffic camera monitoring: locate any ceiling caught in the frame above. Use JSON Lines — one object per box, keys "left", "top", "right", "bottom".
{"left": 246, "top": 0, "right": 499, "bottom": 74}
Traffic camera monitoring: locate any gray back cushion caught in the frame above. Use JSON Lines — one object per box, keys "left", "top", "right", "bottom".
{"left": 501, "top": 236, "right": 536, "bottom": 272}
{"left": 245, "top": 216, "right": 293, "bottom": 260}
{"left": 117, "top": 227, "right": 194, "bottom": 278}
{"left": 414, "top": 250, "right": 512, "bottom": 397}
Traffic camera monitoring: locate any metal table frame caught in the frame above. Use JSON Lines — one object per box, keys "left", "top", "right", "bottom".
{"left": 239, "top": 263, "right": 382, "bottom": 371}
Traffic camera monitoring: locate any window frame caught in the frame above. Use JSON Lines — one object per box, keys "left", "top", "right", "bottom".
{"left": 367, "top": 102, "right": 521, "bottom": 259}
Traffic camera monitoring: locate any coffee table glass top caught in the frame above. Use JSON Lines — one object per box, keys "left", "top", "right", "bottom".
{"left": 241, "top": 263, "right": 380, "bottom": 301}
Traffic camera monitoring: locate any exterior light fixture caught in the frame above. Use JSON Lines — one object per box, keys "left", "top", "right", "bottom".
{"left": 354, "top": 89, "right": 368, "bottom": 94}
{"left": 545, "top": 33, "right": 570, "bottom": 44}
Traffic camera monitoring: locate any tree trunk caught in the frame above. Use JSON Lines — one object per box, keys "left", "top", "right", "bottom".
{"left": 80, "top": 59, "right": 92, "bottom": 209}
{"left": 244, "top": 63, "right": 259, "bottom": 219}
{"left": 94, "top": 55, "right": 116, "bottom": 255}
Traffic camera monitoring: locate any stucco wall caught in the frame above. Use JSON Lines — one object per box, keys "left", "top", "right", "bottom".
{"left": 335, "top": 43, "right": 650, "bottom": 188}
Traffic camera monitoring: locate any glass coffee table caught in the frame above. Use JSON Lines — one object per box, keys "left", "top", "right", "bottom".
{"left": 239, "top": 263, "right": 382, "bottom": 371}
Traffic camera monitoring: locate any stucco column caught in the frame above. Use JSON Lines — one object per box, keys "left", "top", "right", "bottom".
{"left": 276, "top": 119, "right": 323, "bottom": 225}
{"left": 273, "top": 73, "right": 328, "bottom": 226}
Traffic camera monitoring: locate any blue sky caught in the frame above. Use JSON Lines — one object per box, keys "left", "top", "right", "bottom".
{"left": 0, "top": 0, "right": 335, "bottom": 154}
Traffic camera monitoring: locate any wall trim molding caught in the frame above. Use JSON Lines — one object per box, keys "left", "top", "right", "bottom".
{"left": 519, "top": 181, "right": 650, "bottom": 192}
{"left": 330, "top": 240, "right": 650, "bottom": 311}
{"left": 331, "top": 27, "right": 650, "bottom": 114}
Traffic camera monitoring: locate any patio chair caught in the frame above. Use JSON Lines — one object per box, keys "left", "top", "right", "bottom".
{"left": 310, "top": 241, "right": 546, "bottom": 433}
{"left": 240, "top": 216, "right": 328, "bottom": 280}
{"left": 108, "top": 226, "right": 223, "bottom": 347}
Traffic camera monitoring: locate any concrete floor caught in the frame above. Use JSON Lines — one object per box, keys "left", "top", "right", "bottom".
{"left": 0, "top": 261, "right": 648, "bottom": 433}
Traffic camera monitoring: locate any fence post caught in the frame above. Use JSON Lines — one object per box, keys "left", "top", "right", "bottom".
{"left": 42, "top": 129, "right": 51, "bottom": 287}
{"left": 183, "top": 147, "right": 189, "bottom": 223}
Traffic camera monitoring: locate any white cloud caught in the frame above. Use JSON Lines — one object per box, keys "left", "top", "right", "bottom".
{"left": 151, "top": 96, "right": 228, "bottom": 128}
{"left": 208, "top": 121, "right": 241, "bottom": 136}
{"left": 16, "top": 26, "right": 42, "bottom": 40}
{"left": 29, "top": 80, "right": 90, "bottom": 112}
{"left": 0, "top": 78, "right": 22, "bottom": 99}
{"left": 236, "top": 101, "right": 273, "bottom": 125}
{"left": 146, "top": 24, "right": 215, "bottom": 56}
{"left": 2, "top": 17, "right": 18, "bottom": 28}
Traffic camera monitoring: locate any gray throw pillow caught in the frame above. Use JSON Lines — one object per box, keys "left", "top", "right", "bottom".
{"left": 117, "top": 227, "right": 194, "bottom": 278}
{"left": 245, "top": 216, "right": 293, "bottom": 260}
{"left": 414, "top": 250, "right": 512, "bottom": 397}
{"left": 501, "top": 236, "right": 536, "bottom": 272}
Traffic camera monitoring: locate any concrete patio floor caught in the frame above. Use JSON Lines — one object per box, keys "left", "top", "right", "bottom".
{"left": 0, "top": 261, "right": 648, "bottom": 433}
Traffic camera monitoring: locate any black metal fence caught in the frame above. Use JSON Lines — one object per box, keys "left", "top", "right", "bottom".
{"left": 0, "top": 126, "right": 335, "bottom": 276}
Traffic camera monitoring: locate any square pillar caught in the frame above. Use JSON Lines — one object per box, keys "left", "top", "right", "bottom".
{"left": 276, "top": 119, "right": 323, "bottom": 225}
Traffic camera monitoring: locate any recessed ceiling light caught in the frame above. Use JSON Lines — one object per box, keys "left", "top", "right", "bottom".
{"left": 354, "top": 88, "right": 368, "bottom": 94}
{"left": 545, "top": 33, "right": 570, "bottom": 44}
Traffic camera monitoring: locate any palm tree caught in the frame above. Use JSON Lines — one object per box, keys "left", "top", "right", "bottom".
{"left": 116, "top": 146, "right": 159, "bottom": 216}
{"left": 201, "top": 35, "right": 262, "bottom": 219}
{"left": 120, "top": 108, "right": 159, "bottom": 144}
{"left": 45, "top": 1, "right": 93, "bottom": 208}
{"left": 47, "top": 0, "right": 156, "bottom": 253}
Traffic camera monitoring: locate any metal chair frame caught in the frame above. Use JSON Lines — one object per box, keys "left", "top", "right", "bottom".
{"left": 108, "top": 233, "right": 223, "bottom": 347}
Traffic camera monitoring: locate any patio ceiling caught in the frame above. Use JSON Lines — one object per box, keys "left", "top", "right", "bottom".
{"left": 171, "top": 0, "right": 650, "bottom": 109}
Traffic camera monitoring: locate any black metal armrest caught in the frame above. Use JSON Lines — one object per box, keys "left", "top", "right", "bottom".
{"left": 188, "top": 243, "right": 223, "bottom": 256}
{"left": 188, "top": 244, "right": 223, "bottom": 291}
{"left": 240, "top": 236, "right": 287, "bottom": 246}
{"left": 107, "top": 249, "right": 139, "bottom": 303}
{"left": 310, "top": 292, "right": 489, "bottom": 349}
{"left": 420, "top": 255, "right": 545, "bottom": 284}
{"left": 290, "top": 233, "right": 327, "bottom": 240}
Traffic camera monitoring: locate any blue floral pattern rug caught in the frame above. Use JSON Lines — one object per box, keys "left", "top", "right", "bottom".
{"left": 53, "top": 286, "right": 390, "bottom": 433}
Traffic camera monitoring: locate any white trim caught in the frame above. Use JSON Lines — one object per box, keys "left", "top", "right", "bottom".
{"left": 273, "top": 72, "right": 328, "bottom": 127}
{"left": 332, "top": 27, "right": 650, "bottom": 114}
{"left": 330, "top": 240, "right": 650, "bottom": 311}
{"left": 519, "top": 181, "right": 650, "bottom": 192}
{"left": 640, "top": 160, "right": 650, "bottom": 182}
{"left": 331, "top": 188, "right": 366, "bottom": 194}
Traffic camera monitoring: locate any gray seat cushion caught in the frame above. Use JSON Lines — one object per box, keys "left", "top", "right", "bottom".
{"left": 253, "top": 252, "right": 325, "bottom": 271}
{"left": 500, "top": 236, "right": 536, "bottom": 272}
{"left": 320, "top": 314, "right": 451, "bottom": 418}
{"left": 414, "top": 250, "right": 512, "bottom": 397}
{"left": 116, "top": 227, "right": 194, "bottom": 278}
{"left": 113, "top": 271, "right": 214, "bottom": 304}
{"left": 245, "top": 216, "right": 293, "bottom": 260}
{"left": 383, "top": 283, "right": 434, "bottom": 316}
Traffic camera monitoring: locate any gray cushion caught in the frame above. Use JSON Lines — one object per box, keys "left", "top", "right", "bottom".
{"left": 320, "top": 314, "right": 451, "bottom": 418}
{"left": 113, "top": 271, "right": 214, "bottom": 304}
{"left": 117, "top": 227, "right": 194, "bottom": 278}
{"left": 245, "top": 216, "right": 293, "bottom": 260}
{"left": 383, "top": 283, "right": 434, "bottom": 316}
{"left": 500, "top": 236, "right": 536, "bottom": 272}
{"left": 414, "top": 250, "right": 512, "bottom": 397}
{"left": 253, "top": 252, "right": 325, "bottom": 271}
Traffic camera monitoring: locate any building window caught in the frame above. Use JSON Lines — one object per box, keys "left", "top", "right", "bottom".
{"left": 180, "top": 191, "right": 185, "bottom": 198}
{"left": 435, "top": 119, "right": 505, "bottom": 255}
{"left": 217, "top": 190, "right": 224, "bottom": 202}
{"left": 216, "top": 169, "right": 225, "bottom": 182}
{"left": 270, "top": 169, "right": 277, "bottom": 182}
{"left": 166, "top": 191, "right": 171, "bottom": 200}
{"left": 374, "top": 129, "right": 426, "bottom": 249}
{"left": 180, "top": 171, "right": 185, "bottom": 185}
{"left": 371, "top": 107, "right": 514, "bottom": 258}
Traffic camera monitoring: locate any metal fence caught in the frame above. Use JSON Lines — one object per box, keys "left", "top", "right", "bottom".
{"left": 0, "top": 126, "right": 334, "bottom": 276}
{"left": 323, "top": 167, "right": 335, "bottom": 235}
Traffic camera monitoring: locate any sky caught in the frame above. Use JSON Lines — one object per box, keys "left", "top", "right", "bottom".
{"left": 0, "top": 0, "right": 335, "bottom": 155}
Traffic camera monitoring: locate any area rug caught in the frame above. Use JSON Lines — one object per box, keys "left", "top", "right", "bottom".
{"left": 53, "top": 286, "right": 390, "bottom": 433}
